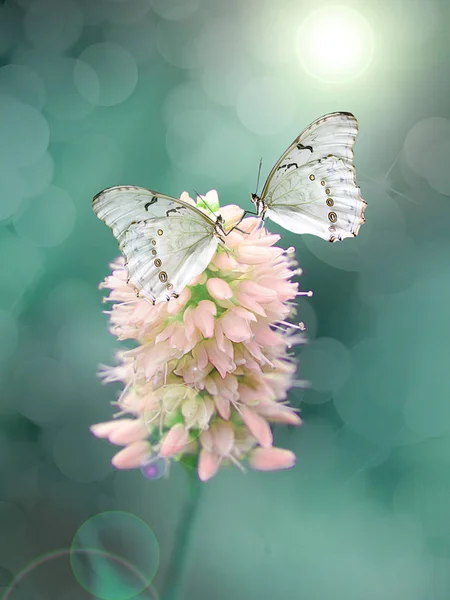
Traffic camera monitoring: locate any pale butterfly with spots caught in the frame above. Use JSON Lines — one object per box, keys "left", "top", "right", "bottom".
{"left": 93, "top": 112, "right": 366, "bottom": 303}
{"left": 245, "top": 111, "right": 367, "bottom": 242}
{"left": 93, "top": 187, "right": 229, "bottom": 303}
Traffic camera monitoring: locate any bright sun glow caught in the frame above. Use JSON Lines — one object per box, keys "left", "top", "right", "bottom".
{"left": 297, "top": 6, "right": 374, "bottom": 83}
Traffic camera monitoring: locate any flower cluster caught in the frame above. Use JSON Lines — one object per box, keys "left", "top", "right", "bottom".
{"left": 91, "top": 191, "right": 308, "bottom": 481}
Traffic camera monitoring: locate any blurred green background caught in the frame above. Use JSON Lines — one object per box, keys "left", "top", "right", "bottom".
{"left": 1, "top": 0, "right": 450, "bottom": 598}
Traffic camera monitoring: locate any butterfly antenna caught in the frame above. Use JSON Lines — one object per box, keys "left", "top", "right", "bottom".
{"left": 255, "top": 157, "right": 263, "bottom": 195}
{"left": 193, "top": 188, "right": 219, "bottom": 216}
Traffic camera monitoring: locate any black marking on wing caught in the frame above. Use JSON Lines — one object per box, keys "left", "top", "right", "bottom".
{"left": 277, "top": 162, "right": 299, "bottom": 172}
{"left": 297, "top": 143, "right": 313, "bottom": 152}
{"left": 144, "top": 196, "right": 158, "bottom": 211}
{"left": 166, "top": 206, "right": 185, "bottom": 217}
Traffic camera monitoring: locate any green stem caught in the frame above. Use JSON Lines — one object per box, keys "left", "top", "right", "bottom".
{"left": 161, "top": 472, "right": 203, "bottom": 600}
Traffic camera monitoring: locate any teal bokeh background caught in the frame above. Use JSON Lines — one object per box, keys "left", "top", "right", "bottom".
{"left": 1, "top": 0, "right": 450, "bottom": 598}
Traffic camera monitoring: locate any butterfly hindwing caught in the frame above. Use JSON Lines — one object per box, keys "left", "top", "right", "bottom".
{"left": 265, "top": 156, "right": 365, "bottom": 241}
{"left": 93, "top": 186, "right": 219, "bottom": 302}
{"left": 260, "top": 112, "right": 366, "bottom": 241}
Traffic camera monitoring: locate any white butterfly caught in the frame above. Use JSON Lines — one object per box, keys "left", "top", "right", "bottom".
{"left": 93, "top": 187, "right": 227, "bottom": 304}
{"left": 93, "top": 112, "right": 366, "bottom": 303}
{"left": 248, "top": 112, "right": 367, "bottom": 242}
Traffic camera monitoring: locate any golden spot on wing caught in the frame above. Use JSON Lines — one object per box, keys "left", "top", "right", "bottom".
{"left": 159, "top": 271, "right": 168, "bottom": 282}
{"left": 320, "top": 180, "right": 325, "bottom": 186}
{"left": 328, "top": 211, "right": 337, "bottom": 223}
{"left": 154, "top": 258, "right": 162, "bottom": 267}
{"left": 309, "top": 174, "right": 315, "bottom": 181}
{"left": 325, "top": 188, "right": 331, "bottom": 195}
{"left": 151, "top": 239, "right": 156, "bottom": 245}
{"left": 157, "top": 229, "right": 163, "bottom": 236}
{"left": 152, "top": 249, "right": 157, "bottom": 255}
{"left": 167, "top": 283, "right": 173, "bottom": 290}
{"left": 328, "top": 225, "right": 337, "bottom": 232}
{"left": 326, "top": 198, "right": 334, "bottom": 207}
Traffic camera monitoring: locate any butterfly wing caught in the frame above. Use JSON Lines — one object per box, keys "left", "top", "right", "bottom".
{"left": 93, "top": 186, "right": 219, "bottom": 302}
{"left": 260, "top": 112, "right": 366, "bottom": 242}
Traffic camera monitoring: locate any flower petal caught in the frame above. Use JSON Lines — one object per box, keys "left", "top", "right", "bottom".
{"left": 248, "top": 447, "right": 296, "bottom": 471}
{"left": 111, "top": 441, "right": 151, "bottom": 469}
{"left": 220, "top": 312, "right": 252, "bottom": 343}
{"left": 108, "top": 419, "right": 150, "bottom": 445}
{"left": 198, "top": 449, "right": 220, "bottom": 481}
{"left": 239, "top": 406, "right": 273, "bottom": 448}
{"left": 193, "top": 300, "right": 216, "bottom": 338}
{"left": 160, "top": 424, "right": 190, "bottom": 457}
{"left": 207, "top": 277, "right": 233, "bottom": 300}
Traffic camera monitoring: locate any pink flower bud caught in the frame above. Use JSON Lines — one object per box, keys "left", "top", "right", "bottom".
{"left": 207, "top": 277, "right": 233, "bottom": 300}
{"left": 248, "top": 447, "right": 296, "bottom": 471}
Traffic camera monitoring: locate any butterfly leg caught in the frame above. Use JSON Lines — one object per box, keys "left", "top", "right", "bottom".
{"left": 225, "top": 210, "right": 260, "bottom": 235}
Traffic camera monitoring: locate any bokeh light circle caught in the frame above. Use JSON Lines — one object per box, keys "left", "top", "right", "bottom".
{"left": 394, "top": 468, "right": 450, "bottom": 537}
{"left": 236, "top": 76, "right": 296, "bottom": 135}
{"left": 2, "top": 548, "right": 160, "bottom": 600}
{"left": 302, "top": 182, "right": 407, "bottom": 271}
{"left": 43, "top": 57, "right": 96, "bottom": 120}
{"left": 195, "top": 18, "right": 256, "bottom": 107}
{"left": 19, "top": 151, "right": 54, "bottom": 200}
{"left": 0, "top": 166, "right": 25, "bottom": 221}
{"left": 0, "top": 64, "right": 45, "bottom": 110}
{"left": 13, "top": 185, "right": 76, "bottom": 248}
{"left": 0, "top": 231, "right": 44, "bottom": 304}
{"left": 403, "top": 117, "right": 450, "bottom": 195}
{"left": 403, "top": 117, "right": 450, "bottom": 175}
{"left": 300, "top": 337, "right": 352, "bottom": 393}
{"left": 75, "top": 43, "right": 138, "bottom": 107}
{"left": 166, "top": 109, "right": 254, "bottom": 184}
{"left": 70, "top": 511, "right": 159, "bottom": 599}
{"left": 0, "top": 94, "right": 49, "bottom": 168}
{"left": 105, "top": 0, "right": 152, "bottom": 25}
{"left": 403, "top": 377, "right": 450, "bottom": 439}
{"left": 140, "top": 454, "right": 168, "bottom": 480}
{"left": 61, "top": 133, "right": 123, "bottom": 194}
{"left": 23, "top": 0, "right": 83, "bottom": 52}
{"left": 150, "top": 0, "right": 200, "bottom": 21}
{"left": 13, "top": 357, "right": 73, "bottom": 424}
{"left": 52, "top": 423, "right": 114, "bottom": 483}
{"left": 296, "top": 6, "right": 374, "bottom": 83}
{"left": 156, "top": 18, "right": 201, "bottom": 69}
{"left": 0, "top": 3, "right": 22, "bottom": 57}
{"left": 102, "top": 17, "right": 156, "bottom": 64}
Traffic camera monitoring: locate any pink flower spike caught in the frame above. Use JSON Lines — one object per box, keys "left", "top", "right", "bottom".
{"left": 112, "top": 441, "right": 151, "bottom": 469}
{"left": 95, "top": 189, "right": 305, "bottom": 481}
{"left": 248, "top": 447, "right": 296, "bottom": 471}
{"left": 160, "top": 424, "right": 191, "bottom": 457}
{"left": 207, "top": 278, "right": 233, "bottom": 300}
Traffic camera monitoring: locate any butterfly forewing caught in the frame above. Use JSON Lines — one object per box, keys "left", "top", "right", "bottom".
{"left": 260, "top": 112, "right": 366, "bottom": 241}
{"left": 93, "top": 186, "right": 219, "bottom": 302}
